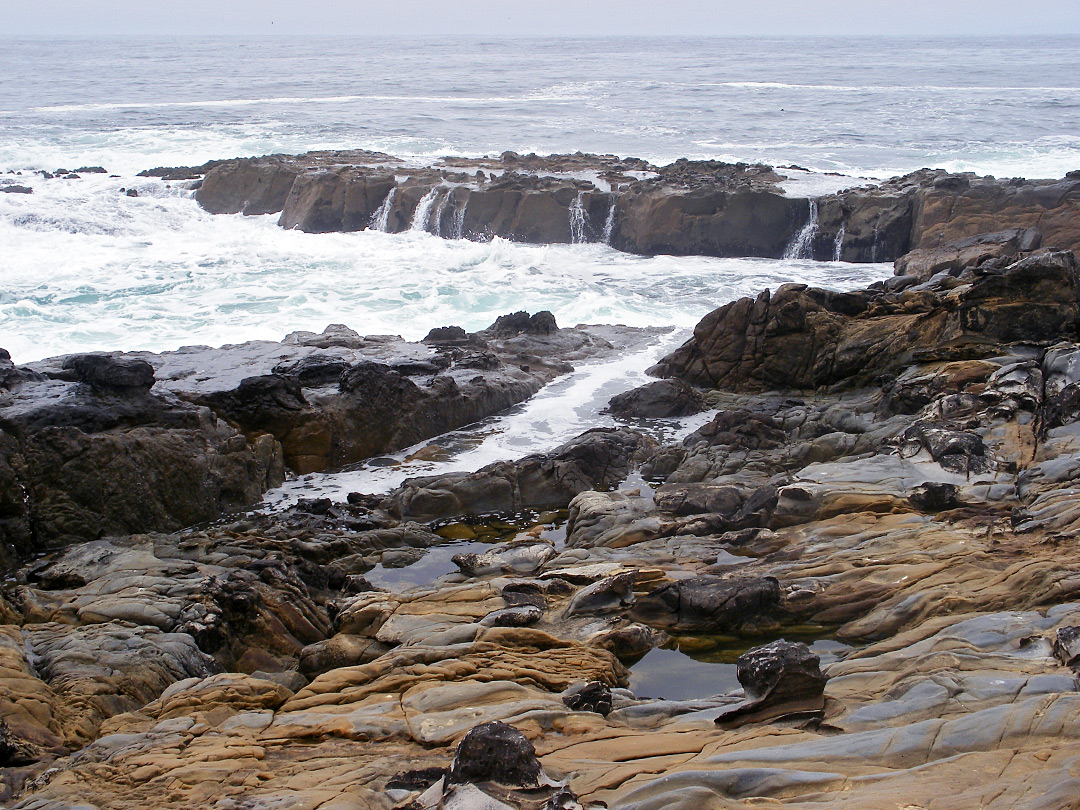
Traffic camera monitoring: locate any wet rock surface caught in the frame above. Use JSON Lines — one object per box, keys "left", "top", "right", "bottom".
{"left": 0, "top": 315, "right": 662, "bottom": 555}
{"left": 9, "top": 242, "right": 1080, "bottom": 808}
{"left": 157, "top": 150, "right": 1080, "bottom": 263}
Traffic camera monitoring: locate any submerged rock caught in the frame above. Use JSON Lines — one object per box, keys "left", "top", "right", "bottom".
{"left": 632, "top": 575, "right": 782, "bottom": 633}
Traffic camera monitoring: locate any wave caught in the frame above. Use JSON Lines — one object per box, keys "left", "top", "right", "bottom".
{"left": 701, "top": 81, "right": 1080, "bottom": 93}
{"left": 33, "top": 92, "right": 585, "bottom": 114}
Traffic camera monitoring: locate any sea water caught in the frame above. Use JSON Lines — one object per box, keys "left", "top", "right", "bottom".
{"left": 1, "top": 35, "right": 1076, "bottom": 495}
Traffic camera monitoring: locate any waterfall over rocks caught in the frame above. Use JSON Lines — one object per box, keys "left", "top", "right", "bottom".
{"left": 569, "top": 191, "right": 587, "bottom": 244}
{"left": 370, "top": 188, "right": 396, "bottom": 232}
{"left": 833, "top": 222, "right": 845, "bottom": 262}
{"left": 432, "top": 188, "right": 452, "bottom": 237}
{"left": 411, "top": 187, "right": 441, "bottom": 232}
{"left": 783, "top": 199, "right": 818, "bottom": 260}
{"left": 452, "top": 197, "right": 468, "bottom": 239}
{"left": 602, "top": 200, "right": 616, "bottom": 245}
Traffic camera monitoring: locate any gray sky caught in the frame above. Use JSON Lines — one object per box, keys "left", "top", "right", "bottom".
{"left": 4, "top": 0, "right": 1080, "bottom": 36}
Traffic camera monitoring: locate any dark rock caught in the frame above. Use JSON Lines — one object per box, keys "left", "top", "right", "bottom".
{"left": 715, "top": 640, "right": 827, "bottom": 725}
{"left": 632, "top": 575, "right": 781, "bottom": 632}
{"left": 652, "top": 251, "right": 1080, "bottom": 392}
{"left": 75, "top": 166, "right": 108, "bottom": 174}
{"left": 125, "top": 188, "right": 139, "bottom": 197}
{"left": 0, "top": 185, "right": 32, "bottom": 194}
{"left": 607, "top": 379, "right": 706, "bottom": 418}
{"left": 683, "top": 410, "right": 788, "bottom": 451}
{"left": 895, "top": 227, "right": 1043, "bottom": 282}
{"left": 902, "top": 422, "right": 990, "bottom": 474}
{"left": 386, "top": 767, "right": 448, "bottom": 792}
{"left": 908, "top": 482, "right": 961, "bottom": 512}
{"left": 61, "top": 354, "right": 155, "bottom": 391}
{"left": 0, "top": 718, "right": 38, "bottom": 766}
{"left": 423, "top": 325, "right": 468, "bottom": 343}
{"left": 479, "top": 605, "right": 543, "bottom": 627}
{"left": 563, "top": 681, "right": 613, "bottom": 716}
{"left": 653, "top": 483, "right": 745, "bottom": 517}
{"left": 486, "top": 310, "right": 559, "bottom": 337}
{"left": 272, "top": 355, "right": 350, "bottom": 387}
{"left": 448, "top": 721, "right": 542, "bottom": 787}
{"left": 390, "top": 427, "right": 654, "bottom": 521}
{"left": 1054, "top": 626, "right": 1080, "bottom": 669}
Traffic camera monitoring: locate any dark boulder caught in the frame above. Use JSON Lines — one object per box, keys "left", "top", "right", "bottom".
{"left": 448, "top": 721, "right": 542, "bottom": 787}
{"left": 632, "top": 575, "right": 781, "bottom": 632}
{"left": 389, "top": 427, "right": 655, "bottom": 522}
{"left": 607, "top": 378, "right": 707, "bottom": 418}
{"left": 563, "top": 681, "right": 613, "bottom": 716}
{"left": 1054, "top": 626, "right": 1080, "bottom": 669}
{"left": 485, "top": 310, "right": 559, "bottom": 337}
{"left": 715, "top": 640, "right": 828, "bottom": 726}
{"left": 61, "top": 354, "right": 155, "bottom": 391}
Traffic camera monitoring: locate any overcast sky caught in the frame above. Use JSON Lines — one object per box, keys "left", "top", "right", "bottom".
{"left": 4, "top": 0, "right": 1079, "bottom": 36}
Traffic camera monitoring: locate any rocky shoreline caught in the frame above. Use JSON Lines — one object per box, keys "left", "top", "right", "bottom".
{"left": 4, "top": 153, "right": 1080, "bottom": 809}
{"left": 150, "top": 149, "right": 1080, "bottom": 263}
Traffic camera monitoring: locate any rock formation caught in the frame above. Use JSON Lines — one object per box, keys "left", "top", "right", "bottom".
{"left": 7, "top": 177, "right": 1080, "bottom": 809}
{"left": 149, "top": 150, "right": 1080, "bottom": 263}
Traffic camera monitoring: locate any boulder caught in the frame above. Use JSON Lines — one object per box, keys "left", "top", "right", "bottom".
{"left": 390, "top": 427, "right": 655, "bottom": 522}
{"left": 563, "top": 681, "right": 613, "bottom": 716}
{"left": 632, "top": 576, "right": 782, "bottom": 632}
{"left": 715, "top": 640, "right": 827, "bottom": 725}
{"left": 607, "top": 378, "right": 707, "bottom": 418}
{"left": 448, "top": 721, "right": 542, "bottom": 786}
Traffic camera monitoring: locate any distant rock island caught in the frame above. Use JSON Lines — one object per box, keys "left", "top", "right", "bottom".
{"left": 145, "top": 149, "right": 1080, "bottom": 263}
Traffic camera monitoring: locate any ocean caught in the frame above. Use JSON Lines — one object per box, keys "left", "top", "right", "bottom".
{"left": 1, "top": 35, "right": 1077, "bottom": 494}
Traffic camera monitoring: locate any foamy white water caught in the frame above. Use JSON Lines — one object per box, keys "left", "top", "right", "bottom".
{"left": 262, "top": 330, "right": 715, "bottom": 505}
{"left": 0, "top": 170, "right": 892, "bottom": 364}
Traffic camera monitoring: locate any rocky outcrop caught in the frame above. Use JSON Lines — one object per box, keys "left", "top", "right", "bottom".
{"left": 388, "top": 427, "right": 656, "bottom": 522}
{"left": 165, "top": 150, "right": 1080, "bottom": 264}
{"left": 12, "top": 197, "right": 1080, "bottom": 810}
{"left": 651, "top": 250, "right": 1080, "bottom": 391}
{"left": 0, "top": 317, "right": 660, "bottom": 560}
{"left": 0, "top": 352, "right": 280, "bottom": 556}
